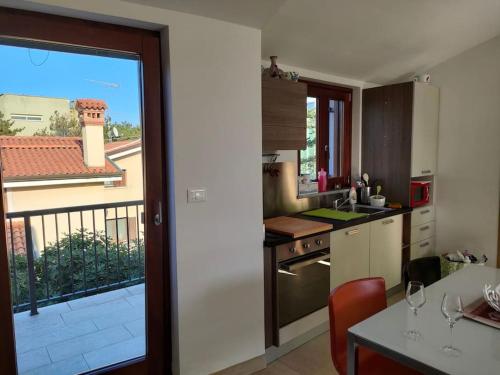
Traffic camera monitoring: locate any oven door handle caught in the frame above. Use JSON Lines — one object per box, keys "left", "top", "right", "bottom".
{"left": 281, "top": 253, "right": 330, "bottom": 272}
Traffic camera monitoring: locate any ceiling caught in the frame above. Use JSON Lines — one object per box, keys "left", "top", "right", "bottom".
{"left": 125, "top": 0, "right": 500, "bottom": 83}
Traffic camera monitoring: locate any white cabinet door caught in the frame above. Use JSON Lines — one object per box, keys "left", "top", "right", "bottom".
{"left": 369, "top": 215, "right": 403, "bottom": 290}
{"left": 411, "top": 205, "right": 435, "bottom": 227}
{"left": 330, "top": 223, "right": 370, "bottom": 290}
{"left": 410, "top": 221, "right": 435, "bottom": 244}
{"left": 411, "top": 83, "right": 439, "bottom": 177}
{"left": 410, "top": 237, "right": 435, "bottom": 260}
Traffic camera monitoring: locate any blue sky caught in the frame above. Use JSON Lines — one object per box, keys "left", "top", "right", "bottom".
{"left": 0, "top": 45, "right": 141, "bottom": 125}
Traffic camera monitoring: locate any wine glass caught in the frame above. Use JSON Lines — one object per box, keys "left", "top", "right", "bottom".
{"left": 441, "top": 293, "right": 464, "bottom": 357}
{"left": 404, "top": 281, "right": 426, "bottom": 340}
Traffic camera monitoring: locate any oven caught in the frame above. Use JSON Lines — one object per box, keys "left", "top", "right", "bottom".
{"left": 276, "top": 233, "right": 330, "bottom": 328}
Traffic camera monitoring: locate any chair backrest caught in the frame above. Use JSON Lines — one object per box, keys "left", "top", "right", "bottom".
{"left": 404, "top": 256, "right": 441, "bottom": 289}
{"left": 328, "top": 277, "right": 387, "bottom": 374}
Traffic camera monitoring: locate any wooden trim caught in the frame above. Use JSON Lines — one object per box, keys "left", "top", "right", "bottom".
{"left": 0, "top": 163, "right": 16, "bottom": 375}
{"left": 298, "top": 79, "right": 352, "bottom": 188}
{"left": 0, "top": 6, "right": 170, "bottom": 375}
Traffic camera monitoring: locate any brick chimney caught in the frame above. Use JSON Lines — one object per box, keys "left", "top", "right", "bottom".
{"left": 75, "top": 99, "right": 107, "bottom": 168}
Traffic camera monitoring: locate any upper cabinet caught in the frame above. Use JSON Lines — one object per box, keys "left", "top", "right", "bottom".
{"left": 262, "top": 77, "right": 307, "bottom": 152}
{"left": 411, "top": 83, "right": 440, "bottom": 177}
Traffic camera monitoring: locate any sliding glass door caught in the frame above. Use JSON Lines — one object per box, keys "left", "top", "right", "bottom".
{"left": 0, "top": 7, "right": 170, "bottom": 375}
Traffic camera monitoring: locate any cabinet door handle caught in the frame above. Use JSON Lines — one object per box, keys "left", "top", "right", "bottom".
{"left": 419, "top": 225, "right": 430, "bottom": 231}
{"left": 421, "top": 169, "right": 432, "bottom": 174}
{"left": 382, "top": 219, "right": 394, "bottom": 225}
{"left": 419, "top": 242, "right": 430, "bottom": 248}
{"left": 346, "top": 229, "right": 359, "bottom": 236}
{"left": 420, "top": 210, "right": 430, "bottom": 215}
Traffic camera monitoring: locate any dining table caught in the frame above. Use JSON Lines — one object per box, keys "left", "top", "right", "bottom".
{"left": 347, "top": 265, "right": 500, "bottom": 375}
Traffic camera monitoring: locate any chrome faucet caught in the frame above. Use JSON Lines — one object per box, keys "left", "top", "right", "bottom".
{"left": 333, "top": 191, "right": 350, "bottom": 209}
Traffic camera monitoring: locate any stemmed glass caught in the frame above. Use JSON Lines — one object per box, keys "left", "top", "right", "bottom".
{"left": 404, "top": 281, "right": 426, "bottom": 340}
{"left": 441, "top": 293, "right": 464, "bottom": 357}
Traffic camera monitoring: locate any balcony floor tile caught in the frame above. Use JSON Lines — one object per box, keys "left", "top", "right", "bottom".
{"left": 15, "top": 284, "right": 145, "bottom": 375}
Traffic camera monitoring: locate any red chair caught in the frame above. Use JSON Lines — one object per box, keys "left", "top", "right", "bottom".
{"left": 329, "top": 277, "right": 421, "bottom": 375}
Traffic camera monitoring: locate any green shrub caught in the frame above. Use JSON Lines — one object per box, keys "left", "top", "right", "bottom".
{"left": 9, "top": 229, "right": 144, "bottom": 311}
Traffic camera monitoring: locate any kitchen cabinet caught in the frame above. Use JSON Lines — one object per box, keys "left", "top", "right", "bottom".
{"left": 330, "top": 223, "right": 370, "bottom": 290}
{"left": 362, "top": 82, "right": 440, "bottom": 206}
{"left": 369, "top": 215, "right": 403, "bottom": 290}
{"left": 410, "top": 205, "right": 436, "bottom": 260}
{"left": 412, "top": 83, "right": 440, "bottom": 177}
{"left": 262, "top": 77, "right": 307, "bottom": 151}
{"left": 410, "top": 237, "right": 435, "bottom": 260}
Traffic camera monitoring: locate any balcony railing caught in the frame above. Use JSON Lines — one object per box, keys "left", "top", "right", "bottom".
{"left": 6, "top": 200, "right": 145, "bottom": 315}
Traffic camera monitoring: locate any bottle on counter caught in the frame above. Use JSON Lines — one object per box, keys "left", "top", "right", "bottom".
{"left": 349, "top": 186, "right": 357, "bottom": 205}
{"left": 318, "top": 168, "right": 327, "bottom": 192}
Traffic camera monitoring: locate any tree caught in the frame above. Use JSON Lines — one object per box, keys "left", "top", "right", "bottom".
{"left": 104, "top": 116, "right": 141, "bottom": 143}
{"left": 34, "top": 110, "right": 81, "bottom": 137}
{"left": 0, "top": 110, "right": 24, "bottom": 135}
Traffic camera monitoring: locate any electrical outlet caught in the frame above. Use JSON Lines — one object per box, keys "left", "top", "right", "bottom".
{"left": 187, "top": 188, "right": 207, "bottom": 203}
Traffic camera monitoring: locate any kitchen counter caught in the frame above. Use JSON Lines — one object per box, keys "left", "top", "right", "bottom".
{"left": 264, "top": 207, "right": 411, "bottom": 247}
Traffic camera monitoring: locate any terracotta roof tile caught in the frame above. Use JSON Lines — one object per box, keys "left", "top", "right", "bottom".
{"left": 75, "top": 99, "right": 107, "bottom": 110}
{"left": 6, "top": 219, "right": 26, "bottom": 256}
{"left": 104, "top": 139, "right": 141, "bottom": 154}
{"left": 0, "top": 136, "right": 121, "bottom": 181}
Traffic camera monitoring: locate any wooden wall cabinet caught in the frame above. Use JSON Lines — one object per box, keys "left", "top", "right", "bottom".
{"left": 262, "top": 77, "right": 307, "bottom": 151}
{"left": 362, "top": 81, "right": 439, "bottom": 204}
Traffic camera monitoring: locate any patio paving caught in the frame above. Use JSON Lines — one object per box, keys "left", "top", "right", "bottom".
{"left": 14, "top": 284, "right": 146, "bottom": 375}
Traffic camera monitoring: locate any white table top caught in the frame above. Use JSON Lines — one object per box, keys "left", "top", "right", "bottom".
{"left": 349, "top": 265, "right": 500, "bottom": 375}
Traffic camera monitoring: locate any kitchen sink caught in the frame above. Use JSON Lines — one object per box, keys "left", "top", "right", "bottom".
{"left": 337, "top": 204, "right": 393, "bottom": 215}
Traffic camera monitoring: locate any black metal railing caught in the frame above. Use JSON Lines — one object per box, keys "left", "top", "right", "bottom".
{"left": 6, "top": 200, "right": 145, "bottom": 315}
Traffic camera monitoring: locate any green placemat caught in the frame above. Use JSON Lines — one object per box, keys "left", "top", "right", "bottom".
{"left": 302, "top": 208, "right": 368, "bottom": 221}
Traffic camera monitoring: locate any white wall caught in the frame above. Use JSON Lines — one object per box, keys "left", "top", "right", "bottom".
{"left": 429, "top": 36, "right": 500, "bottom": 265}
{"left": 5, "top": 1, "right": 264, "bottom": 374}
{"left": 263, "top": 61, "right": 377, "bottom": 179}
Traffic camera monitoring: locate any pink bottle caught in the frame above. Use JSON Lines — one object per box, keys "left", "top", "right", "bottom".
{"left": 318, "top": 168, "right": 327, "bottom": 192}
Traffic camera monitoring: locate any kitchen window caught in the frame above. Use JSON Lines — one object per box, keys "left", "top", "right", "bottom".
{"left": 299, "top": 81, "right": 352, "bottom": 189}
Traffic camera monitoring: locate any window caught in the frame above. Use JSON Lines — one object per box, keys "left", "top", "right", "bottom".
{"left": 10, "top": 114, "right": 42, "bottom": 121}
{"left": 299, "top": 81, "right": 352, "bottom": 189}
{"left": 106, "top": 217, "right": 137, "bottom": 243}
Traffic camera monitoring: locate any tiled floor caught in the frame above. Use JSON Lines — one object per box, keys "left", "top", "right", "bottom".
{"left": 255, "top": 290, "right": 405, "bottom": 375}
{"left": 14, "top": 284, "right": 145, "bottom": 375}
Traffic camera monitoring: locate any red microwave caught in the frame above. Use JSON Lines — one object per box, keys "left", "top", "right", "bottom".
{"left": 410, "top": 181, "right": 431, "bottom": 207}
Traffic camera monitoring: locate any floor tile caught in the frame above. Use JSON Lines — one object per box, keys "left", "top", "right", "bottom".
{"left": 47, "top": 325, "right": 132, "bottom": 362}
{"left": 84, "top": 335, "right": 146, "bottom": 370}
{"left": 125, "top": 293, "right": 145, "bottom": 307}
{"left": 92, "top": 304, "right": 144, "bottom": 330}
{"left": 17, "top": 347, "right": 51, "bottom": 374}
{"left": 22, "top": 355, "right": 89, "bottom": 375}
{"left": 124, "top": 318, "right": 145, "bottom": 337}
{"left": 254, "top": 360, "right": 301, "bottom": 375}
{"left": 126, "top": 283, "right": 144, "bottom": 295}
{"left": 61, "top": 299, "right": 131, "bottom": 325}
{"left": 67, "top": 288, "right": 131, "bottom": 311}
{"left": 16, "top": 320, "right": 97, "bottom": 354}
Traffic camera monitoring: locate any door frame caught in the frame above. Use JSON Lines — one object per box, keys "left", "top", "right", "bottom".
{"left": 0, "top": 7, "right": 171, "bottom": 374}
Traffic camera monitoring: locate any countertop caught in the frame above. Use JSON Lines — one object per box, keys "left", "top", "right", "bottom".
{"left": 264, "top": 207, "right": 411, "bottom": 247}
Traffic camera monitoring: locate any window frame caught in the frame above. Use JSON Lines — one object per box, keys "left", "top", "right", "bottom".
{"left": 298, "top": 79, "right": 352, "bottom": 190}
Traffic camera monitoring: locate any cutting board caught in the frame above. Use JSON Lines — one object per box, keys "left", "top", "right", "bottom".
{"left": 264, "top": 216, "right": 333, "bottom": 238}
{"left": 302, "top": 208, "right": 368, "bottom": 221}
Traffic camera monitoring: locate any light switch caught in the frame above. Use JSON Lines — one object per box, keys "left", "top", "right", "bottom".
{"left": 187, "top": 188, "right": 207, "bottom": 203}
